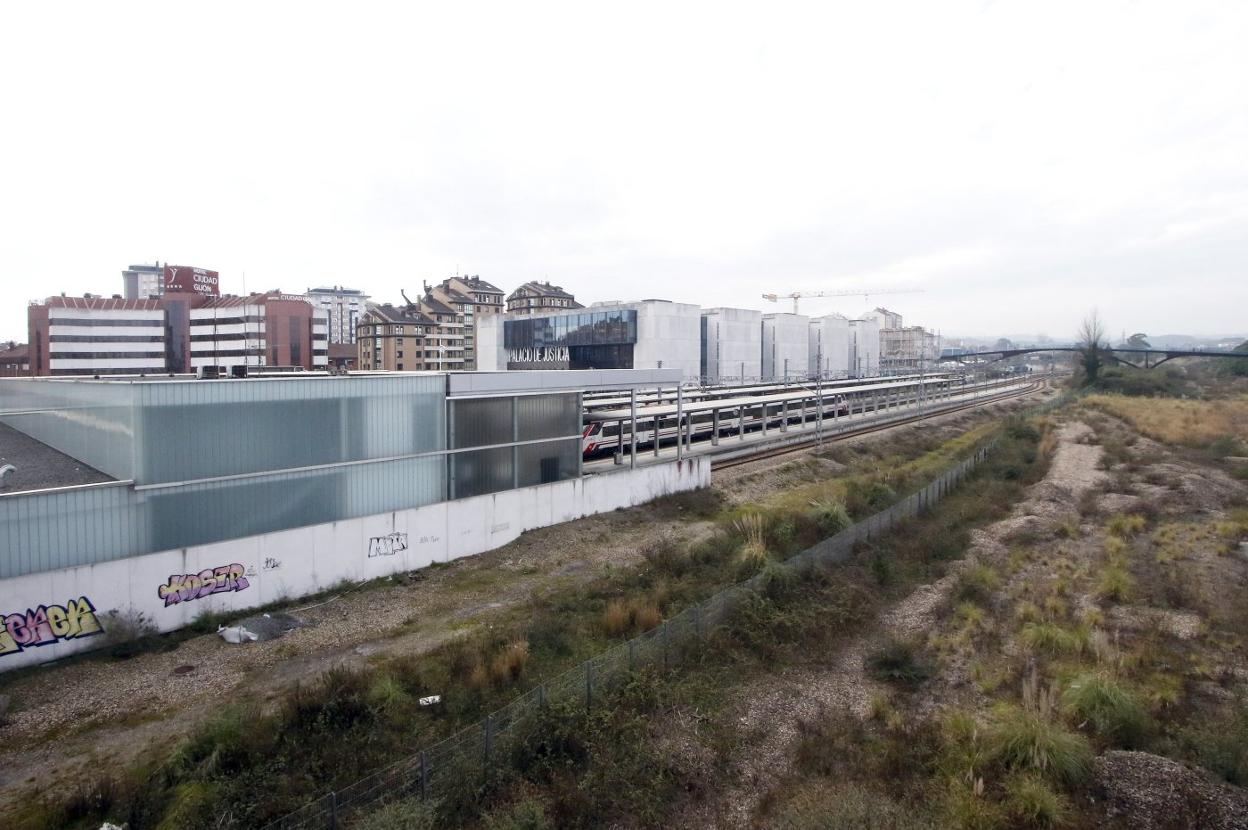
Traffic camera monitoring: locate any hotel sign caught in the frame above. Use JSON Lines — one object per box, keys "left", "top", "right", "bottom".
{"left": 164, "top": 265, "right": 220, "bottom": 296}
{"left": 508, "top": 346, "right": 569, "bottom": 370}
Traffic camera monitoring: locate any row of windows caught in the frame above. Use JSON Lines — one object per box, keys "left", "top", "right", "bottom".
{"left": 503, "top": 309, "right": 637, "bottom": 349}
{"left": 50, "top": 317, "right": 164, "bottom": 327}
{"left": 49, "top": 351, "right": 166, "bottom": 359}
{"left": 49, "top": 334, "right": 165, "bottom": 343}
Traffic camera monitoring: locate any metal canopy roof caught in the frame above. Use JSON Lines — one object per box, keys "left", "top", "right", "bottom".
{"left": 584, "top": 376, "right": 953, "bottom": 421}
{"left": 582, "top": 373, "right": 953, "bottom": 409}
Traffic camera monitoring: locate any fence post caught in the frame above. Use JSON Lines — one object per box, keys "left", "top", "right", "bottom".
{"left": 628, "top": 639, "right": 636, "bottom": 672}
{"left": 663, "top": 620, "right": 671, "bottom": 669}
{"left": 483, "top": 715, "right": 493, "bottom": 772}
{"left": 329, "top": 791, "right": 338, "bottom": 830}
{"left": 585, "top": 660, "right": 593, "bottom": 708}
{"left": 538, "top": 683, "right": 547, "bottom": 708}
{"left": 419, "top": 751, "right": 429, "bottom": 798}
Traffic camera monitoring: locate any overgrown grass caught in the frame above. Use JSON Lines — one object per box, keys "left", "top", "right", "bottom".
{"left": 1061, "top": 673, "right": 1153, "bottom": 748}
{"left": 864, "top": 638, "right": 932, "bottom": 687}
{"left": 1084, "top": 394, "right": 1248, "bottom": 448}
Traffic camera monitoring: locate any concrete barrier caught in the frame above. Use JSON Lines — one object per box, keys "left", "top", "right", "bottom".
{"left": 0, "top": 458, "right": 709, "bottom": 673}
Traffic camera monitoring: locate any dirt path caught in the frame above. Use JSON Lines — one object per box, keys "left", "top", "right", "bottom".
{"left": 0, "top": 389, "right": 1047, "bottom": 815}
{"left": 674, "top": 416, "right": 1096, "bottom": 828}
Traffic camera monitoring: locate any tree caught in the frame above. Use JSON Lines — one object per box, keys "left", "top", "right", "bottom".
{"left": 1126, "top": 332, "right": 1151, "bottom": 349}
{"left": 1077, "top": 311, "right": 1107, "bottom": 384}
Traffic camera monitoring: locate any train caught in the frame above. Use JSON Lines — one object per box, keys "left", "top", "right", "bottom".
{"left": 580, "top": 374, "right": 998, "bottom": 457}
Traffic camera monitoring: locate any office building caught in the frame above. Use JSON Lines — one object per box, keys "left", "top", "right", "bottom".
{"left": 121, "top": 263, "right": 165, "bottom": 300}
{"left": 27, "top": 292, "right": 327, "bottom": 376}
{"left": 809, "top": 314, "right": 851, "bottom": 379}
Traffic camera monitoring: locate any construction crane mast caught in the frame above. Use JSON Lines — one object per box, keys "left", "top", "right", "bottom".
{"left": 761, "top": 288, "right": 924, "bottom": 315}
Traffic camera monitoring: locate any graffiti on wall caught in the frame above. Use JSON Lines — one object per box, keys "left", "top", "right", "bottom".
{"left": 158, "top": 563, "right": 251, "bottom": 607}
{"left": 0, "top": 597, "right": 104, "bottom": 657}
{"left": 368, "top": 532, "right": 408, "bottom": 558}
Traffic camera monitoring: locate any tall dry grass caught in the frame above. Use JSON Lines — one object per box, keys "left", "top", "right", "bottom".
{"left": 1084, "top": 395, "right": 1248, "bottom": 446}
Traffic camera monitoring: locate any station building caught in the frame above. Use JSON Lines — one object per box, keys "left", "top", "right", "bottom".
{"left": 700, "top": 307, "right": 762, "bottom": 383}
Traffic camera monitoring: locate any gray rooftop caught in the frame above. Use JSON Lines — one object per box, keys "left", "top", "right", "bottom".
{"left": 0, "top": 422, "right": 113, "bottom": 494}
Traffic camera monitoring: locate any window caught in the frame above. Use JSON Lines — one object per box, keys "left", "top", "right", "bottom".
{"left": 397, "top": 350, "right": 403, "bottom": 358}
{"left": 397, "top": 338, "right": 403, "bottom": 345}
{"left": 397, "top": 362, "right": 403, "bottom": 370}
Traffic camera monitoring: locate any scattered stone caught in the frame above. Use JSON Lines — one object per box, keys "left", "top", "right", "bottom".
{"left": 171, "top": 665, "right": 196, "bottom": 676}
{"left": 1094, "top": 750, "right": 1248, "bottom": 830}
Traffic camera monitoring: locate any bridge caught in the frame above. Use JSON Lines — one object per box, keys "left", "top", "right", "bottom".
{"left": 945, "top": 346, "right": 1246, "bottom": 370}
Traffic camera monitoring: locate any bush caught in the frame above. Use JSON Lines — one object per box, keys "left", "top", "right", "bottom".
{"left": 1062, "top": 673, "right": 1153, "bottom": 748}
{"left": 985, "top": 707, "right": 1093, "bottom": 785}
{"left": 1096, "top": 566, "right": 1134, "bottom": 603}
{"left": 1106, "top": 514, "right": 1146, "bottom": 538}
{"left": 865, "top": 638, "right": 932, "bottom": 686}
{"left": 810, "top": 499, "right": 852, "bottom": 536}
{"left": 482, "top": 797, "right": 552, "bottom": 830}
{"left": 601, "top": 600, "right": 661, "bottom": 637}
{"left": 1020, "top": 623, "right": 1088, "bottom": 657}
{"left": 489, "top": 640, "right": 531, "bottom": 685}
{"left": 733, "top": 513, "right": 770, "bottom": 571}
{"left": 954, "top": 565, "right": 1000, "bottom": 605}
{"left": 354, "top": 796, "right": 440, "bottom": 830}
{"left": 1002, "top": 773, "right": 1070, "bottom": 828}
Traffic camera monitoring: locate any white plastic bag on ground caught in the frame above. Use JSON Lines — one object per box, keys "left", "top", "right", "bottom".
{"left": 217, "top": 625, "right": 259, "bottom": 644}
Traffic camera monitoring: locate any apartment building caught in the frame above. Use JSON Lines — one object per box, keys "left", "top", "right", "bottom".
{"left": 506, "top": 281, "right": 582, "bottom": 314}
{"left": 425, "top": 275, "right": 505, "bottom": 370}
{"left": 356, "top": 299, "right": 466, "bottom": 372}
{"left": 305, "top": 286, "right": 370, "bottom": 345}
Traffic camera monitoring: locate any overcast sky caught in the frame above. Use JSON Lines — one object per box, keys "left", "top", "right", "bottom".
{"left": 1, "top": 1, "right": 1244, "bottom": 343}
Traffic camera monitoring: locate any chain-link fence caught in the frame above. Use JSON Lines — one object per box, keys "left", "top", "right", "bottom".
{"left": 263, "top": 436, "right": 1010, "bottom": 829}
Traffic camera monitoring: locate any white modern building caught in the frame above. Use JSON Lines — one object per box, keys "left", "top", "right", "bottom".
{"left": 306, "top": 286, "right": 370, "bottom": 344}
{"left": 38, "top": 298, "right": 167, "bottom": 375}
{"left": 808, "top": 314, "right": 851, "bottom": 379}
{"left": 700, "top": 307, "right": 762, "bottom": 384}
{"left": 761, "top": 312, "right": 810, "bottom": 382}
{"left": 848, "top": 318, "right": 880, "bottom": 377}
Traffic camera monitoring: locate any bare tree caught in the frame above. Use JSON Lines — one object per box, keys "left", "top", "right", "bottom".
{"left": 1077, "top": 310, "right": 1107, "bottom": 383}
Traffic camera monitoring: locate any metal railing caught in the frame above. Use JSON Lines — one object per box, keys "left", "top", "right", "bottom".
{"left": 261, "top": 435, "right": 1009, "bottom": 829}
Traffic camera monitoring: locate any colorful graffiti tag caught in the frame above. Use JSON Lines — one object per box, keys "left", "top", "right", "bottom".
{"left": 0, "top": 597, "right": 104, "bottom": 657}
{"left": 158, "top": 563, "right": 251, "bottom": 607}
{"left": 368, "top": 532, "right": 408, "bottom": 558}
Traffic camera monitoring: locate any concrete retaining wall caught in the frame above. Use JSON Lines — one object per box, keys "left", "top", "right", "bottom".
{"left": 0, "top": 458, "right": 709, "bottom": 673}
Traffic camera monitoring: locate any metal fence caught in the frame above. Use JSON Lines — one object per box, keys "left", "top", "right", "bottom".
{"left": 260, "top": 433, "right": 1011, "bottom": 830}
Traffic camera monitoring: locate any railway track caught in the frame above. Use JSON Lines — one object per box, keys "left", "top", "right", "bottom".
{"left": 710, "top": 379, "right": 1045, "bottom": 471}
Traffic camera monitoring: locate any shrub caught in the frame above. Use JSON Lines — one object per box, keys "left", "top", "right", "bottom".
{"left": 640, "top": 538, "right": 687, "bottom": 577}
{"left": 810, "top": 499, "right": 852, "bottom": 535}
{"left": 1002, "top": 774, "right": 1070, "bottom": 828}
{"left": 1062, "top": 673, "right": 1153, "bottom": 748}
{"left": 366, "top": 674, "right": 412, "bottom": 713}
{"left": 354, "top": 796, "right": 440, "bottom": 830}
{"left": 733, "top": 513, "right": 770, "bottom": 570}
{"left": 1020, "top": 623, "right": 1088, "bottom": 657}
{"left": 1106, "top": 514, "right": 1146, "bottom": 538}
{"left": 483, "top": 797, "right": 552, "bottom": 830}
{"left": 865, "top": 638, "right": 932, "bottom": 686}
{"left": 954, "top": 565, "right": 1000, "bottom": 605}
{"left": 776, "top": 783, "right": 940, "bottom": 830}
{"left": 489, "top": 639, "right": 531, "bottom": 685}
{"left": 985, "top": 706, "right": 1093, "bottom": 785}
{"left": 100, "top": 608, "right": 162, "bottom": 659}
{"left": 1096, "top": 566, "right": 1134, "bottom": 602}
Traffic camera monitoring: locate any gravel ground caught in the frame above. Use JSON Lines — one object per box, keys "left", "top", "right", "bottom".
{"left": 1095, "top": 750, "right": 1248, "bottom": 830}
{"left": 0, "top": 422, "right": 113, "bottom": 492}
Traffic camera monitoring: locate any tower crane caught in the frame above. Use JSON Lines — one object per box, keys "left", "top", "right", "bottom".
{"left": 761, "top": 288, "right": 924, "bottom": 315}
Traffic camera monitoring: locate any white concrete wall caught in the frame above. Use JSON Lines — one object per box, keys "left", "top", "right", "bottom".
{"left": 761, "top": 313, "right": 810, "bottom": 382}
{"left": 0, "top": 458, "right": 709, "bottom": 673}
{"left": 808, "top": 315, "right": 850, "bottom": 378}
{"left": 701, "top": 308, "right": 762, "bottom": 384}
{"left": 849, "top": 318, "right": 880, "bottom": 377}
{"left": 476, "top": 314, "right": 505, "bottom": 371}
{"left": 632, "top": 301, "right": 701, "bottom": 381}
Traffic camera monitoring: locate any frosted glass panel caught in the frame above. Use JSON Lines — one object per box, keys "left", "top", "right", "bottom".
{"left": 0, "top": 379, "right": 135, "bottom": 479}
